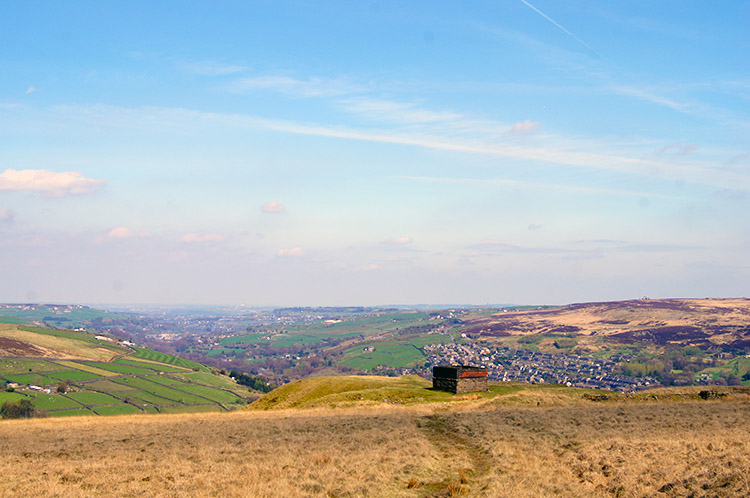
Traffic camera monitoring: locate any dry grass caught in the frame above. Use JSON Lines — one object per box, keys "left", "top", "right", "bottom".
{"left": 1, "top": 398, "right": 748, "bottom": 497}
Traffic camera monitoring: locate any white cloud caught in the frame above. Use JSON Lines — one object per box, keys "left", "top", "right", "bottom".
{"left": 33, "top": 104, "right": 750, "bottom": 192}
{"left": 180, "top": 233, "right": 225, "bottom": 243}
{"left": 25, "top": 86, "right": 36, "bottom": 95}
{"left": 227, "top": 75, "right": 360, "bottom": 98}
{"left": 339, "top": 98, "right": 463, "bottom": 125}
{"left": 0, "top": 169, "right": 105, "bottom": 198}
{"left": 0, "top": 208, "right": 14, "bottom": 224}
{"left": 261, "top": 200, "right": 286, "bottom": 213}
{"left": 509, "top": 120, "right": 541, "bottom": 134}
{"left": 383, "top": 236, "right": 413, "bottom": 245}
{"left": 358, "top": 264, "right": 382, "bottom": 271}
{"left": 106, "top": 227, "right": 135, "bottom": 240}
{"left": 277, "top": 247, "right": 304, "bottom": 257}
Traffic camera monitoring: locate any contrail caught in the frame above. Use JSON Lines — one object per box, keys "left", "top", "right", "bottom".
{"left": 519, "top": 0, "right": 618, "bottom": 69}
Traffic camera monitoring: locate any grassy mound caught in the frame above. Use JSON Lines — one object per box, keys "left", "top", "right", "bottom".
{"left": 248, "top": 375, "right": 605, "bottom": 410}
{"left": 249, "top": 375, "right": 750, "bottom": 411}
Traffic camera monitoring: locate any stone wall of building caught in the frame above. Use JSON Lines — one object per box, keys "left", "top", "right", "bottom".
{"left": 433, "top": 372, "right": 488, "bottom": 394}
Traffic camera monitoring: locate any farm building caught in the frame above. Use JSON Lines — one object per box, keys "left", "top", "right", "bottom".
{"left": 432, "top": 365, "right": 488, "bottom": 394}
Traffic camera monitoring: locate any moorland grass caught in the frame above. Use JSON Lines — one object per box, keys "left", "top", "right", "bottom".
{"left": 0, "top": 396, "right": 747, "bottom": 497}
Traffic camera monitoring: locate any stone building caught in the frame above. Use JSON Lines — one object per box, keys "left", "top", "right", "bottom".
{"left": 432, "top": 365, "right": 488, "bottom": 394}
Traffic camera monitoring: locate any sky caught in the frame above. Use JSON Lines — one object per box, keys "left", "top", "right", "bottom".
{"left": 1, "top": 1, "right": 748, "bottom": 306}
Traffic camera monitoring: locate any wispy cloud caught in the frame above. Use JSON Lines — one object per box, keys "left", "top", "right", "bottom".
{"left": 226, "top": 75, "right": 361, "bottom": 98}
{"left": 278, "top": 247, "right": 304, "bottom": 257}
{"left": 0, "top": 169, "right": 106, "bottom": 198}
{"left": 397, "top": 176, "right": 694, "bottom": 200}
{"left": 105, "top": 227, "right": 135, "bottom": 240}
{"left": 30, "top": 104, "right": 750, "bottom": 192}
{"left": 613, "top": 86, "right": 695, "bottom": 114}
{"left": 25, "top": 86, "right": 37, "bottom": 95}
{"left": 470, "top": 240, "right": 576, "bottom": 255}
{"left": 509, "top": 120, "right": 541, "bottom": 134}
{"left": 338, "top": 98, "right": 463, "bottom": 125}
{"left": 383, "top": 236, "right": 413, "bottom": 245}
{"left": 261, "top": 200, "right": 286, "bottom": 213}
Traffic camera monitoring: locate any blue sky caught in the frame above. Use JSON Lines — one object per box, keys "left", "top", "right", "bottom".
{"left": 1, "top": 1, "right": 748, "bottom": 306}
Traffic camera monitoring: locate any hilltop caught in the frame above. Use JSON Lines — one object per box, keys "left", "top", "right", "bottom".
{"left": 1, "top": 375, "right": 748, "bottom": 497}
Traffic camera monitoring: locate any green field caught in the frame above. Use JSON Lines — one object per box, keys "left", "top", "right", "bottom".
{"left": 177, "top": 371, "right": 247, "bottom": 390}
{"left": 112, "top": 358, "right": 189, "bottom": 373}
{"left": 82, "top": 362, "right": 157, "bottom": 375}
{"left": 112, "top": 377, "right": 210, "bottom": 404}
{"left": 31, "top": 394, "right": 83, "bottom": 411}
{"left": 48, "top": 408, "right": 96, "bottom": 417}
{"left": 340, "top": 341, "right": 428, "bottom": 370}
{"left": 119, "top": 389, "right": 179, "bottom": 406}
{"left": 92, "top": 404, "right": 142, "bottom": 416}
{"left": 131, "top": 347, "right": 209, "bottom": 371}
{"left": 0, "top": 391, "right": 31, "bottom": 404}
{"left": 47, "top": 369, "right": 101, "bottom": 382}
{"left": 67, "top": 391, "right": 123, "bottom": 405}
{"left": 171, "top": 384, "right": 243, "bottom": 404}
{"left": 220, "top": 332, "right": 266, "bottom": 345}
{"left": 3, "top": 373, "right": 53, "bottom": 386}
{"left": 143, "top": 375, "right": 184, "bottom": 386}
{"left": 0, "top": 358, "right": 57, "bottom": 375}
{"left": 1, "top": 321, "right": 251, "bottom": 417}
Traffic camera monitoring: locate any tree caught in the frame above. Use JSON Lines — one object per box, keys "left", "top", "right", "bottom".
{"left": 1, "top": 399, "right": 38, "bottom": 419}
{"left": 57, "top": 381, "right": 68, "bottom": 394}
{"left": 727, "top": 374, "right": 742, "bottom": 386}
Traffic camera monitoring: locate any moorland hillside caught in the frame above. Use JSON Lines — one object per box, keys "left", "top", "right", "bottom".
{"left": 2, "top": 376, "right": 749, "bottom": 497}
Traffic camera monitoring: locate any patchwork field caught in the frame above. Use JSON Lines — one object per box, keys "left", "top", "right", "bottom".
{"left": 0, "top": 324, "right": 255, "bottom": 417}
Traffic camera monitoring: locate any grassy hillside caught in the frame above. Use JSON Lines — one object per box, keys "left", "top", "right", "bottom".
{"left": 248, "top": 374, "right": 750, "bottom": 412}
{"left": 0, "top": 323, "right": 255, "bottom": 416}
{"left": 1, "top": 384, "right": 748, "bottom": 497}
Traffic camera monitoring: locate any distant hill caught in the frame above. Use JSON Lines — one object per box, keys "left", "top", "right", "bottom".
{"left": 462, "top": 298, "right": 750, "bottom": 350}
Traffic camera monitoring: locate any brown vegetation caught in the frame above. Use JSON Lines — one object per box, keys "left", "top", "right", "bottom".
{"left": 1, "top": 395, "right": 748, "bottom": 497}
{"left": 462, "top": 298, "right": 750, "bottom": 349}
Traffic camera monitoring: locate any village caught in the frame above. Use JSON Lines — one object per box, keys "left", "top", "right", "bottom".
{"left": 420, "top": 342, "right": 657, "bottom": 392}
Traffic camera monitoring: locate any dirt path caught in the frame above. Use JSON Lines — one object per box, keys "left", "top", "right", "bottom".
{"left": 416, "top": 413, "right": 493, "bottom": 497}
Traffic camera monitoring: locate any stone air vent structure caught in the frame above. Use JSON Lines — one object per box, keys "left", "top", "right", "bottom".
{"left": 433, "top": 365, "right": 488, "bottom": 394}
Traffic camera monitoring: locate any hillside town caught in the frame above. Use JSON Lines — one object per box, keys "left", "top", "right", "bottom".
{"left": 419, "top": 342, "right": 657, "bottom": 392}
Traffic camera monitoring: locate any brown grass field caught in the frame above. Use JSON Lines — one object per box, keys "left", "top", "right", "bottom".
{"left": 1, "top": 391, "right": 749, "bottom": 497}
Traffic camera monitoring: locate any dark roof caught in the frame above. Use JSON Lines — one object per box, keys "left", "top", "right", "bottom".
{"left": 433, "top": 365, "right": 487, "bottom": 379}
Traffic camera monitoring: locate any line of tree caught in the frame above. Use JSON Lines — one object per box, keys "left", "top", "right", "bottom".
{"left": 228, "top": 371, "right": 276, "bottom": 393}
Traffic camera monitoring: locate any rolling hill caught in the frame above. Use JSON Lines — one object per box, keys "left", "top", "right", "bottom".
{"left": 461, "top": 298, "right": 750, "bottom": 350}
{"left": 0, "top": 323, "right": 257, "bottom": 416}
